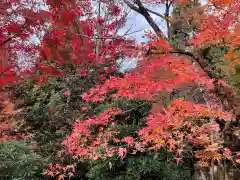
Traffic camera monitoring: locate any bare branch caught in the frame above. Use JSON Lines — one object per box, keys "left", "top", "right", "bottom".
{"left": 124, "top": 0, "right": 166, "bottom": 39}
{"left": 144, "top": 7, "right": 171, "bottom": 22}
{"left": 123, "top": 0, "right": 141, "bottom": 13}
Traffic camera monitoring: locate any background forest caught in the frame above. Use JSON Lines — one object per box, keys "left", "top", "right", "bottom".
{"left": 1, "top": 0, "right": 240, "bottom": 180}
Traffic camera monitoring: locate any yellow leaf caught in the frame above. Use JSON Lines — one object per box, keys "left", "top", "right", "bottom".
{"left": 156, "top": 139, "right": 165, "bottom": 145}
{"left": 152, "top": 127, "right": 161, "bottom": 134}
{"left": 224, "top": 49, "right": 237, "bottom": 61}
{"left": 213, "top": 153, "right": 222, "bottom": 160}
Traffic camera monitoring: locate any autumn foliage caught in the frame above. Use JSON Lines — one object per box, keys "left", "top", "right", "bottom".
{"left": 2, "top": 0, "right": 240, "bottom": 179}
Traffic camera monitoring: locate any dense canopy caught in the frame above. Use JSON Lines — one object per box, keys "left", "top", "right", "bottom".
{"left": 1, "top": 0, "right": 240, "bottom": 180}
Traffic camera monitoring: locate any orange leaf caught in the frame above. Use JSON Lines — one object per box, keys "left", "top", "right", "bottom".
{"left": 3, "top": 102, "right": 14, "bottom": 115}
{"left": 235, "top": 22, "right": 240, "bottom": 36}
{"left": 224, "top": 49, "right": 237, "bottom": 61}
{"left": 213, "top": 153, "right": 222, "bottom": 160}
{"left": 58, "top": 174, "right": 65, "bottom": 180}
{"left": 210, "top": 0, "right": 232, "bottom": 6}
{"left": 176, "top": 0, "right": 189, "bottom": 5}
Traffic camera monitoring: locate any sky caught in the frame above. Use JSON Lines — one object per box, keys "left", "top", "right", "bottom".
{"left": 118, "top": 4, "right": 170, "bottom": 71}
{"left": 119, "top": 4, "right": 169, "bottom": 42}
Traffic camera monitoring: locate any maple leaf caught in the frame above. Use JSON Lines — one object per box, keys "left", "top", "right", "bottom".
{"left": 69, "top": 172, "right": 74, "bottom": 178}
{"left": 42, "top": 169, "right": 54, "bottom": 177}
{"left": 213, "top": 153, "right": 222, "bottom": 161}
{"left": 64, "top": 89, "right": 71, "bottom": 97}
{"left": 174, "top": 157, "right": 183, "bottom": 165}
{"left": 118, "top": 148, "right": 127, "bottom": 160}
{"left": 223, "top": 148, "right": 232, "bottom": 158}
{"left": 121, "top": 136, "right": 134, "bottom": 147}
{"left": 224, "top": 49, "right": 237, "bottom": 61}
{"left": 58, "top": 174, "right": 65, "bottom": 180}
{"left": 167, "top": 138, "right": 176, "bottom": 152}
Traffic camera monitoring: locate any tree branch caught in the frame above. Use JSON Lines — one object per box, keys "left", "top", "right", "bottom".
{"left": 124, "top": 0, "right": 166, "bottom": 39}
{"left": 147, "top": 49, "right": 223, "bottom": 80}
{"left": 124, "top": 0, "right": 170, "bottom": 22}
{"left": 123, "top": 0, "right": 141, "bottom": 13}
{"left": 144, "top": 7, "right": 171, "bottom": 23}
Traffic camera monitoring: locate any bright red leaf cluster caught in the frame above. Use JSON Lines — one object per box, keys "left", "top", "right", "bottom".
{"left": 81, "top": 54, "right": 213, "bottom": 102}
{"left": 63, "top": 108, "right": 122, "bottom": 160}
{"left": 63, "top": 98, "right": 231, "bottom": 167}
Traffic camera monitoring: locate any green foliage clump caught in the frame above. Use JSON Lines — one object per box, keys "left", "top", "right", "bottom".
{"left": 0, "top": 141, "right": 45, "bottom": 180}
{"left": 86, "top": 152, "right": 191, "bottom": 180}
{"left": 12, "top": 75, "right": 95, "bottom": 159}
